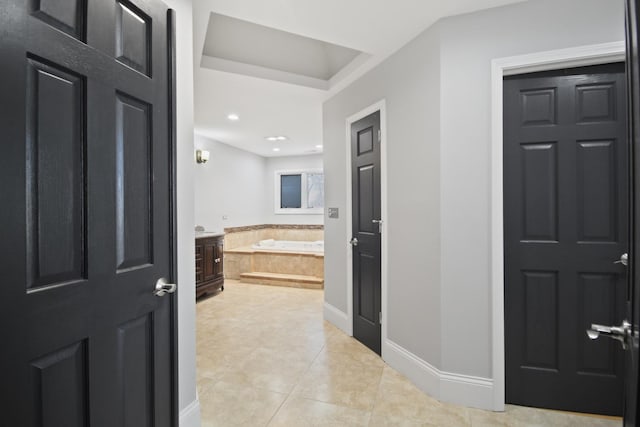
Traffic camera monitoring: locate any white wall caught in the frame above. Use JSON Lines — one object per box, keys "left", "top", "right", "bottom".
{"left": 163, "top": 0, "right": 200, "bottom": 426}
{"left": 264, "top": 154, "right": 324, "bottom": 225}
{"left": 194, "top": 134, "right": 267, "bottom": 230}
{"left": 322, "top": 0, "right": 624, "bottom": 410}
{"left": 193, "top": 133, "right": 323, "bottom": 229}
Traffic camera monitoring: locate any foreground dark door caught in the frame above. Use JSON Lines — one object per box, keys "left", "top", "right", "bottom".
{"left": 351, "top": 111, "right": 382, "bottom": 355}
{"left": 504, "top": 64, "right": 628, "bottom": 415}
{"left": 0, "top": 0, "right": 177, "bottom": 425}
{"left": 625, "top": 1, "right": 640, "bottom": 424}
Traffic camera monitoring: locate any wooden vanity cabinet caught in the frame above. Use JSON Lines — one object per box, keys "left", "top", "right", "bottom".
{"left": 195, "top": 234, "right": 224, "bottom": 298}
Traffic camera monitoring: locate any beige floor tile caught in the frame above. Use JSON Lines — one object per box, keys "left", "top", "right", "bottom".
{"left": 372, "top": 368, "right": 470, "bottom": 426}
{"left": 199, "top": 380, "right": 287, "bottom": 427}
{"left": 295, "top": 349, "right": 384, "bottom": 410}
{"left": 268, "top": 396, "right": 370, "bottom": 427}
{"left": 368, "top": 411, "right": 439, "bottom": 427}
{"left": 196, "top": 375, "right": 217, "bottom": 397}
{"left": 196, "top": 343, "right": 255, "bottom": 382}
{"left": 218, "top": 346, "right": 318, "bottom": 394}
{"left": 196, "top": 281, "right": 622, "bottom": 427}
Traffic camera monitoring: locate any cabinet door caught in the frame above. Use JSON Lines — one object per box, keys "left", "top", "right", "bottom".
{"left": 203, "top": 242, "right": 216, "bottom": 281}
{"left": 195, "top": 243, "right": 203, "bottom": 284}
{"left": 213, "top": 241, "right": 224, "bottom": 279}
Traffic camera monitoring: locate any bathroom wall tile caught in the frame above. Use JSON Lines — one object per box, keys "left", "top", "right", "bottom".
{"left": 223, "top": 252, "right": 252, "bottom": 279}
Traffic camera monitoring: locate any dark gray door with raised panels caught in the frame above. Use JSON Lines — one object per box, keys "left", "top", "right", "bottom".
{"left": 351, "top": 111, "right": 382, "bottom": 355}
{"left": 504, "top": 64, "right": 628, "bottom": 415}
{"left": 0, "top": 0, "right": 177, "bottom": 425}
{"left": 624, "top": 1, "right": 640, "bottom": 423}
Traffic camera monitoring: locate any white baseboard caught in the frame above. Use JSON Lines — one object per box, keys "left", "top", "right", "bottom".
{"left": 440, "top": 371, "right": 494, "bottom": 410}
{"left": 323, "top": 302, "right": 350, "bottom": 335}
{"left": 179, "top": 399, "right": 201, "bottom": 427}
{"left": 383, "top": 339, "right": 441, "bottom": 398}
{"left": 384, "top": 339, "right": 495, "bottom": 411}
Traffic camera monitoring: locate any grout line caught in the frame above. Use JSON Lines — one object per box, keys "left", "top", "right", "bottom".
{"left": 365, "top": 366, "right": 386, "bottom": 426}
{"left": 265, "top": 342, "right": 326, "bottom": 426}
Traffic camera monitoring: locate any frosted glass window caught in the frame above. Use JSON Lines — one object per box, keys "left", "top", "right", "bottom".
{"left": 307, "top": 173, "right": 324, "bottom": 208}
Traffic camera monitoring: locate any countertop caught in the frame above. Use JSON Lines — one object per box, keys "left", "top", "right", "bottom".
{"left": 195, "top": 231, "right": 225, "bottom": 239}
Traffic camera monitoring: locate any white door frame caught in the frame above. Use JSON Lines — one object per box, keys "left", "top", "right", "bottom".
{"left": 345, "top": 100, "right": 388, "bottom": 359}
{"left": 490, "top": 41, "right": 625, "bottom": 410}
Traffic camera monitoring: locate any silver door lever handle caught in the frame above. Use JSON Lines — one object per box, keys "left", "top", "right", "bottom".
{"left": 350, "top": 237, "right": 358, "bottom": 246}
{"left": 614, "top": 253, "right": 628, "bottom": 266}
{"left": 587, "top": 320, "right": 631, "bottom": 349}
{"left": 154, "top": 278, "right": 177, "bottom": 297}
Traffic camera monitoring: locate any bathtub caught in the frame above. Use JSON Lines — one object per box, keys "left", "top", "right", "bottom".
{"left": 252, "top": 239, "right": 324, "bottom": 253}
{"left": 225, "top": 239, "right": 325, "bottom": 288}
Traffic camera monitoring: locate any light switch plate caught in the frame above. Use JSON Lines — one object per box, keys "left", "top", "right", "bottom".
{"left": 328, "top": 207, "right": 339, "bottom": 219}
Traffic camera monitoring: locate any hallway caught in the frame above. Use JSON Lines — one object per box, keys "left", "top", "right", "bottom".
{"left": 196, "top": 281, "right": 620, "bottom": 426}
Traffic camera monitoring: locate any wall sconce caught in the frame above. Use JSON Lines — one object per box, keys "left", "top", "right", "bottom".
{"left": 196, "top": 149, "right": 210, "bottom": 164}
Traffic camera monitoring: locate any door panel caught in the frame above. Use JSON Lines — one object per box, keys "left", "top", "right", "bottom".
{"left": 26, "top": 57, "right": 86, "bottom": 289}
{"left": 115, "top": 0, "right": 151, "bottom": 76}
{"left": 520, "top": 142, "right": 558, "bottom": 241}
{"left": 119, "top": 314, "right": 154, "bottom": 427}
{"left": 115, "top": 92, "right": 153, "bottom": 271}
{"left": 578, "top": 273, "right": 619, "bottom": 375}
{"left": 522, "top": 270, "right": 558, "bottom": 370}
{"left": 576, "top": 140, "right": 618, "bottom": 242}
{"left": 31, "top": 341, "right": 89, "bottom": 427}
{"left": 0, "top": 0, "right": 176, "bottom": 425}
{"left": 504, "top": 64, "right": 628, "bottom": 415}
{"left": 351, "top": 112, "right": 382, "bottom": 355}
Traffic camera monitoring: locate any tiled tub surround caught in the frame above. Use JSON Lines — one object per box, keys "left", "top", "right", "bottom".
{"left": 224, "top": 225, "right": 324, "bottom": 289}
{"left": 224, "top": 224, "right": 323, "bottom": 250}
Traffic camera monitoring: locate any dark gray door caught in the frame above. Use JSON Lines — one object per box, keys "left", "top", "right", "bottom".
{"left": 351, "top": 111, "right": 382, "bottom": 355}
{"left": 504, "top": 64, "right": 628, "bottom": 415}
{"left": 0, "top": 0, "right": 177, "bottom": 425}
{"left": 625, "top": 1, "right": 640, "bottom": 424}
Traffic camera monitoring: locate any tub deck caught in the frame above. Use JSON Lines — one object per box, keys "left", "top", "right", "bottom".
{"left": 225, "top": 245, "right": 324, "bottom": 289}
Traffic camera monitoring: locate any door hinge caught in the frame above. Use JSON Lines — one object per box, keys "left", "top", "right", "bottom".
{"left": 379, "top": 311, "right": 382, "bottom": 324}
{"left": 378, "top": 129, "right": 381, "bottom": 142}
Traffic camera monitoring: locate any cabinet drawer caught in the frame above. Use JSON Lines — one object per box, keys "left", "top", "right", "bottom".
{"left": 195, "top": 245, "right": 202, "bottom": 257}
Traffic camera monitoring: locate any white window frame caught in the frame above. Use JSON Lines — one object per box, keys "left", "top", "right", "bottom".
{"left": 274, "top": 169, "right": 323, "bottom": 214}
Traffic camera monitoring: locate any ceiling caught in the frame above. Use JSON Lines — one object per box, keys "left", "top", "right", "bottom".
{"left": 202, "top": 13, "right": 365, "bottom": 86}
{"left": 193, "top": 0, "right": 525, "bottom": 157}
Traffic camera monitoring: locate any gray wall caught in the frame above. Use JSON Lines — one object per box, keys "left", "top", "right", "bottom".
{"left": 323, "top": 0, "right": 624, "bottom": 382}
{"left": 194, "top": 134, "right": 268, "bottom": 230}
{"left": 193, "top": 133, "right": 324, "bottom": 229}
{"left": 162, "top": 0, "right": 199, "bottom": 425}
{"left": 323, "top": 23, "right": 443, "bottom": 365}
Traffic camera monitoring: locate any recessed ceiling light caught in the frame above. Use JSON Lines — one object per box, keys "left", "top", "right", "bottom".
{"left": 276, "top": 136, "right": 288, "bottom": 141}
{"left": 227, "top": 114, "right": 239, "bottom": 121}
{"left": 265, "top": 136, "right": 288, "bottom": 141}
{"left": 273, "top": 148, "right": 280, "bottom": 152}
{"left": 315, "top": 145, "right": 323, "bottom": 149}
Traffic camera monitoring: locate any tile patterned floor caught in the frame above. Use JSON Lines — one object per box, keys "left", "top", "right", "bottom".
{"left": 196, "top": 280, "right": 621, "bottom": 426}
